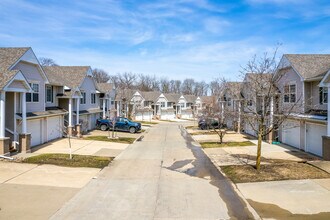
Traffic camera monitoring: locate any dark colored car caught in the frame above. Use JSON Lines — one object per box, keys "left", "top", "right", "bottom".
{"left": 198, "top": 118, "right": 220, "bottom": 130}
{"left": 96, "top": 117, "right": 142, "bottom": 133}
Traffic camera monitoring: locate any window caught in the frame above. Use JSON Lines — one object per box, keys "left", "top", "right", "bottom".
{"left": 81, "top": 92, "right": 86, "bottom": 104}
{"left": 161, "top": 102, "right": 166, "bottom": 108}
{"left": 91, "top": 93, "right": 96, "bottom": 104}
{"left": 26, "top": 83, "right": 39, "bottom": 102}
{"left": 320, "top": 87, "right": 328, "bottom": 104}
{"left": 284, "top": 84, "right": 296, "bottom": 103}
{"left": 167, "top": 102, "right": 172, "bottom": 108}
{"left": 46, "top": 85, "right": 53, "bottom": 103}
{"left": 227, "top": 98, "right": 231, "bottom": 106}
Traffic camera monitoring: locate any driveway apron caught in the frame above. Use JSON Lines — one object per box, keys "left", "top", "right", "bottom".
{"left": 51, "top": 123, "right": 253, "bottom": 220}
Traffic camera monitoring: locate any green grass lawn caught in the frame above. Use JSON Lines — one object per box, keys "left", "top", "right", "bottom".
{"left": 200, "top": 141, "right": 255, "bottom": 148}
{"left": 23, "top": 153, "right": 113, "bottom": 168}
{"left": 84, "top": 136, "right": 136, "bottom": 144}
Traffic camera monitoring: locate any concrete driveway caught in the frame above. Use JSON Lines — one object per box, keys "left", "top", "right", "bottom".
{"left": 237, "top": 179, "right": 330, "bottom": 218}
{"left": 51, "top": 122, "right": 255, "bottom": 220}
{"left": 0, "top": 161, "right": 100, "bottom": 220}
{"left": 18, "top": 137, "right": 130, "bottom": 159}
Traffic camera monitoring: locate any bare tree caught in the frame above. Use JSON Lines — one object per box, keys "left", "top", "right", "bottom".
{"left": 181, "top": 78, "right": 195, "bottom": 95}
{"left": 240, "top": 48, "right": 301, "bottom": 170}
{"left": 39, "top": 57, "right": 58, "bottom": 66}
{"left": 160, "top": 78, "right": 170, "bottom": 93}
{"left": 92, "top": 68, "right": 110, "bottom": 83}
{"left": 117, "top": 72, "right": 137, "bottom": 89}
{"left": 170, "top": 80, "right": 181, "bottom": 93}
{"left": 194, "top": 81, "right": 209, "bottom": 96}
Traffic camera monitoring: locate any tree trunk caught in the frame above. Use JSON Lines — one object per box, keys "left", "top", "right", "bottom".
{"left": 256, "top": 124, "right": 263, "bottom": 170}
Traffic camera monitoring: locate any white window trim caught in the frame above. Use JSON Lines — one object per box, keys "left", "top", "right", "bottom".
{"left": 283, "top": 83, "right": 297, "bottom": 104}
{"left": 91, "top": 93, "right": 96, "bottom": 104}
{"left": 320, "top": 87, "right": 328, "bottom": 104}
{"left": 27, "top": 82, "right": 40, "bottom": 103}
{"left": 46, "top": 85, "right": 53, "bottom": 103}
{"left": 81, "top": 92, "right": 86, "bottom": 105}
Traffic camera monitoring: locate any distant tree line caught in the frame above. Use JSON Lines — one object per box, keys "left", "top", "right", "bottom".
{"left": 39, "top": 57, "right": 222, "bottom": 96}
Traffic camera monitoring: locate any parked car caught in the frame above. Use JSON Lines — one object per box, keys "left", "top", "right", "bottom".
{"left": 96, "top": 117, "right": 142, "bottom": 133}
{"left": 198, "top": 118, "right": 220, "bottom": 130}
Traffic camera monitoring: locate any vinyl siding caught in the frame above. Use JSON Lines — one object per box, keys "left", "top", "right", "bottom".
{"left": 79, "top": 77, "right": 99, "bottom": 111}
{"left": 276, "top": 68, "right": 304, "bottom": 113}
{"left": 12, "top": 61, "right": 46, "bottom": 112}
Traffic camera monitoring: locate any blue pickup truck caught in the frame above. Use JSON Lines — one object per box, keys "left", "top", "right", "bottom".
{"left": 96, "top": 117, "right": 142, "bottom": 133}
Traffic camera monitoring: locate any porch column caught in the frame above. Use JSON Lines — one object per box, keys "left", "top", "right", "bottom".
{"left": 67, "top": 98, "right": 73, "bottom": 136}
{"left": 102, "top": 99, "right": 106, "bottom": 119}
{"left": 18, "top": 92, "right": 31, "bottom": 153}
{"left": 68, "top": 98, "right": 72, "bottom": 127}
{"left": 270, "top": 97, "right": 274, "bottom": 127}
{"left": 76, "top": 98, "right": 80, "bottom": 124}
{"left": 21, "top": 92, "right": 27, "bottom": 133}
{"left": 221, "top": 102, "right": 224, "bottom": 124}
{"left": 237, "top": 100, "right": 241, "bottom": 133}
{"left": 0, "top": 91, "right": 5, "bottom": 138}
{"left": 322, "top": 85, "right": 330, "bottom": 160}
{"left": 328, "top": 93, "right": 330, "bottom": 136}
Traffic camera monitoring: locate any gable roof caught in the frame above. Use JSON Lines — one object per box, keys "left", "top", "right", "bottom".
{"left": 284, "top": 54, "right": 330, "bottom": 80}
{"left": 97, "top": 83, "right": 114, "bottom": 93}
{"left": 163, "top": 93, "right": 181, "bottom": 103}
{"left": 0, "top": 47, "right": 30, "bottom": 90}
{"left": 223, "top": 82, "right": 243, "bottom": 99}
{"left": 115, "top": 89, "right": 135, "bottom": 101}
{"left": 201, "top": 96, "right": 216, "bottom": 105}
{"left": 140, "top": 91, "right": 161, "bottom": 102}
{"left": 43, "top": 66, "right": 90, "bottom": 88}
{"left": 183, "top": 94, "right": 197, "bottom": 103}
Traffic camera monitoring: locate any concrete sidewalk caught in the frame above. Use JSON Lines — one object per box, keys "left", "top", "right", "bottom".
{"left": 0, "top": 161, "right": 100, "bottom": 220}
{"left": 237, "top": 178, "right": 330, "bottom": 218}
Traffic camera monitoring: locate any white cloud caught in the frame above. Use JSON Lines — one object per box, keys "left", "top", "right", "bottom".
{"left": 203, "top": 18, "right": 230, "bottom": 34}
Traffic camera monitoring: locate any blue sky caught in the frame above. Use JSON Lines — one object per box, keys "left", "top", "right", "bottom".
{"left": 1, "top": 0, "right": 330, "bottom": 81}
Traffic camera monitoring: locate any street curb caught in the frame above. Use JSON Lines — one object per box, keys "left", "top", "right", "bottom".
{"left": 184, "top": 127, "right": 261, "bottom": 220}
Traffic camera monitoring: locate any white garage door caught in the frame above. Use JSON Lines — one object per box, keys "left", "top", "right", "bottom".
{"left": 47, "top": 116, "right": 62, "bottom": 142}
{"left": 27, "top": 119, "right": 42, "bottom": 147}
{"left": 89, "top": 113, "right": 98, "bottom": 130}
{"left": 282, "top": 120, "right": 300, "bottom": 149}
{"left": 244, "top": 122, "right": 256, "bottom": 137}
{"left": 306, "top": 123, "right": 327, "bottom": 157}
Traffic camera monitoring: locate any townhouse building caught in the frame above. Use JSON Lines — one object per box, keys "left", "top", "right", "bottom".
{"left": 276, "top": 54, "right": 330, "bottom": 157}
{"left": 177, "top": 95, "right": 196, "bottom": 119}
{"left": 43, "top": 66, "right": 103, "bottom": 135}
{"left": 219, "top": 82, "right": 243, "bottom": 131}
{"left": 0, "top": 47, "right": 67, "bottom": 155}
{"left": 131, "top": 91, "right": 161, "bottom": 121}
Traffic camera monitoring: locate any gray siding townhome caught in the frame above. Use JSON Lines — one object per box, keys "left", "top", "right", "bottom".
{"left": 43, "top": 66, "right": 102, "bottom": 135}
{"left": 131, "top": 91, "right": 161, "bottom": 121}
{"left": 155, "top": 93, "right": 180, "bottom": 120}
{"left": 219, "top": 82, "right": 243, "bottom": 132}
{"left": 275, "top": 54, "right": 330, "bottom": 157}
{"left": 96, "top": 83, "right": 116, "bottom": 119}
{"left": 0, "top": 47, "right": 67, "bottom": 155}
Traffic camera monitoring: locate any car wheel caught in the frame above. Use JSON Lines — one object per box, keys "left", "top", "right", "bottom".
{"left": 100, "top": 124, "right": 108, "bottom": 131}
{"left": 129, "top": 127, "right": 136, "bottom": 133}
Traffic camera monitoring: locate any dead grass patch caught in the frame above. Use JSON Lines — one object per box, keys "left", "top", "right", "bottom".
{"left": 200, "top": 141, "right": 255, "bottom": 148}
{"left": 221, "top": 162, "right": 330, "bottom": 183}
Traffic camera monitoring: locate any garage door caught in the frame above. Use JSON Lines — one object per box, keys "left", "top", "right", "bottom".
{"left": 244, "top": 122, "right": 256, "bottom": 137}
{"left": 306, "top": 123, "right": 327, "bottom": 157}
{"left": 89, "top": 113, "right": 98, "bottom": 130}
{"left": 47, "top": 116, "right": 62, "bottom": 142}
{"left": 27, "top": 119, "right": 42, "bottom": 147}
{"left": 282, "top": 120, "right": 300, "bottom": 149}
